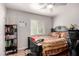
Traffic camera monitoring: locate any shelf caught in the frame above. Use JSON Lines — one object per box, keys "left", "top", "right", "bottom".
{"left": 6, "top": 51, "right": 17, "bottom": 55}
{"left": 5, "top": 38, "right": 17, "bottom": 41}
{"left": 5, "top": 32, "right": 16, "bottom": 35}
{"left": 5, "top": 25, "right": 17, "bottom": 55}
{"left": 5, "top": 46, "right": 17, "bottom": 51}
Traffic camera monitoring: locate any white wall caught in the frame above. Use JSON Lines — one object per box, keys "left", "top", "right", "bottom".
{"left": 0, "top": 4, "right": 6, "bottom": 56}
{"left": 6, "top": 8, "right": 52, "bottom": 50}
{"left": 52, "top": 4, "right": 79, "bottom": 28}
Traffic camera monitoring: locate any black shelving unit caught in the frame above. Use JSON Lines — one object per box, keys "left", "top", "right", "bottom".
{"left": 5, "top": 25, "right": 17, "bottom": 55}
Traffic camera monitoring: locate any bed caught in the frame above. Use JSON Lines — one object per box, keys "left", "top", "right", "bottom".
{"left": 28, "top": 32, "right": 68, "bottom": 56}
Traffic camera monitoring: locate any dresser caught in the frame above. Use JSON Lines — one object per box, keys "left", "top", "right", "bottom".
{"left": 68, "top": 30, "right": 79, "bottom": 55}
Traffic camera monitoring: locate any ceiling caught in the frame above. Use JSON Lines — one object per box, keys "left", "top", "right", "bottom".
{"left": 4, "top": 3, "right": 75, "bottom": 17}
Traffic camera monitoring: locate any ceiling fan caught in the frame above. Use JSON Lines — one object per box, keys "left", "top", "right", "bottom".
{"left": 38, "top": 3, "right": 67, "bottom": 11}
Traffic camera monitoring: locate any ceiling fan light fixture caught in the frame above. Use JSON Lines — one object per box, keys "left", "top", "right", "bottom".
{"left": 47, "top": 4, "right": 54, "bottom": 9}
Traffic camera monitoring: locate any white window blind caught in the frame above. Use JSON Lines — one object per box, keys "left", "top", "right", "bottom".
{"left": 31, "top": 20, "right": 45, "bottom": 35}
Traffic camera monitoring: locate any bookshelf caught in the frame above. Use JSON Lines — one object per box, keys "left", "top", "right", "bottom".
{"left": 5, "top": 25, "right": 17, "bottom": 55}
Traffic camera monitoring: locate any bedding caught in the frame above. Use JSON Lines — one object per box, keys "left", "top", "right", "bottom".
{"left": 42, "top": 38, "right": 68, "bottom": 56}
{"left": 42, "top": 46, "right": 68, "bottom": 56}
{"left": 31, "top": 35, "right": 51, "bottom": 46}
{"left": 30, "top": 32, "right": 68, "bottom": 55}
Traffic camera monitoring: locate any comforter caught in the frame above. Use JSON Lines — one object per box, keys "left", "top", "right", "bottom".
{"left": 31, "top": 32, "right": 68, "bottom": 56}
{"left": 42, "top": 37, "right": 68, "bottom": 56}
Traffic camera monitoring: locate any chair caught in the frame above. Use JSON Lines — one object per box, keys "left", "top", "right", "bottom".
{"left": 28, "top": 37, "right": 42, "bottom": 56}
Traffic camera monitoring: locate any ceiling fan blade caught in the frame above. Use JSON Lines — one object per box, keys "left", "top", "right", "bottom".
{"left": 39, "top": 3, "right": 46, "bottom": 5}
{"left": 53, "top": 3, "right": 67, "bottom": 6}
{"left": 38, "top": 3, "right": 48, "bottom": 9}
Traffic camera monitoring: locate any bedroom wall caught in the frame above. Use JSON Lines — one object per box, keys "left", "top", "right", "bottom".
{"left": 52, "top": 4, "right": 79, "bottom": 29}
{"left": 6, "top": 8, "right": 52, "bottom": 50}
{"left": 0, "top": 4, "right": 6, "bottom": 56}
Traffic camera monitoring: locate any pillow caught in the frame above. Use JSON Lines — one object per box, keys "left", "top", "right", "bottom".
{"left": 49, "top": 32, "right": 60, "bottom": 38}
{"left": 31, "top": 35, "right": 41, "bottom": 42}
{"left": 31, "top": 37, "right": 36, "bottom": 42}
{"left": 31, "top": 35, "right": 44, "bottom": 42}
{"left": 60, "top": 32, "right": 68, "bottom": 38}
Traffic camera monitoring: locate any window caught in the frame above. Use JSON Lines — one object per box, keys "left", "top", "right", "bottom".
{"left": 31, "top": 20, "right": 45, "bottom": 35}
